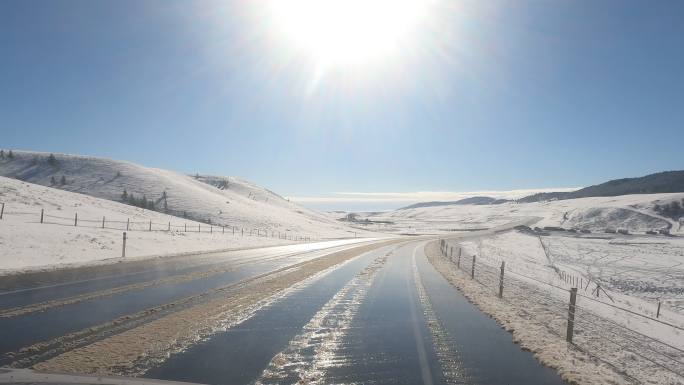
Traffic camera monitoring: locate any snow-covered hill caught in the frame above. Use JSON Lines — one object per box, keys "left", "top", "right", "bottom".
{"left": 0, "top": 151, "right": 365, "bottom": 239}
{"left": 354, "top": 193, "right": 684, "bottom": 235}
{"left": 0, "top": 176, "right": 301, "bottom": 273}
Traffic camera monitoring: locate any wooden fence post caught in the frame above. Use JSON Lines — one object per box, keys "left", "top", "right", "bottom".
{"left": 41, "top": 209, "right": 44, "bottom": 223}
{"left": 657, "top": 301, "right": 661, "bottom": 318}
{"left": 498, "top": 261, "right": 506, "bottom": 298}
{"left": 210, "top": 225, "right": 213, "bottom": 234}
{"left": 168, "top": 222, "right": 170, "bottom": 231}
{"left": 74, "top": 213, "right": 78, "bottom": 226}
{"left": 457, "top": 251, "right": 461, "bottom": 269}
{"left": 471, "top": 255, "right": 476, "bottom": 279}
{"left": 122, "top": 232, "right": 127, "bottom": 258}
{"left": 149, "top": 220, "right": 152, "bottom": 231}
{"left": 0, "top": 202, "right": 4, "bottom": 220}
{"left": 127, "top": 218, "right": 130, "bottom": 231}
{"left": 102, "top": 216, "right": 105, "bottom": 228}
{"left": 566, "top": 287, "right": 578, "bottom": 343}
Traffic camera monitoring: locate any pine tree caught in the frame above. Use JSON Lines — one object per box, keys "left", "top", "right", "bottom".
{"left": 47, "top": 153, "right": 57, "bottom": 166}
{"left": 142, "top": 195, "right": 148, "bottom": 209}
{"left": 121, "top": 189, "right": 128, "bottom": 202}
{"left": 60, "top": 175, "right": 66, "bottom": 185}
{"left": 163, "top": 200, "right": 168, "bottom": 212}
{"left": 51, "top": 176, "right": 56, "bottom": 185}
{"left": 8, "top": 150, "right": 14, "bottom": 159}
{"left": 0, "top": 150, "right": 4, "bottom": 159}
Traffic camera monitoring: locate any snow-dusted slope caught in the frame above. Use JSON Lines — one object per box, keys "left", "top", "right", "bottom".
{"left": 0, "top": 151, "right": 364, "bottom": 239}
{"left": 361, "top": 193, "right": 684, "bottom": 235}
{"left": 0, "top": 176, "right": 301, "bottom": 273}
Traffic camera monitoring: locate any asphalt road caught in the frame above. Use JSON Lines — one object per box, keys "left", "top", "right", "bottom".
{"left": 0, "top": 235, "right": 565, "bottom": 385}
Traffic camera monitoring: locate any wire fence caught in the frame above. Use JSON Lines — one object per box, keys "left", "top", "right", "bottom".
{"left": 0, "top": 202, "right": 314, "bottom": 242}
{"left": 438, "top": 239, "right": 684, "bottom": 384}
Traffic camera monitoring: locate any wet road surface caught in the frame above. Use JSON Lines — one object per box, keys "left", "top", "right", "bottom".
{"left": 1, "top": 238, "right": 566, "bottom": 385}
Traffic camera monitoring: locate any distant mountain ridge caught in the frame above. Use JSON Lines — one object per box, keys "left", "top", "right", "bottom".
{"left": 398, "top": 196, "right": 509, "bottom": 210}
{"left": 518, "top": 170, "right": 684, "bottom": 203}
{"left": 398, "top": 170, "right": 684, "bottom": 209}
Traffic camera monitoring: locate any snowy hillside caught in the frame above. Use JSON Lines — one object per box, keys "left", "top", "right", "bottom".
{"left": 0, "top": 176, "right": 308, "bottom": 273}
{"left": 0, "top": 151, "right": 367, "bottom": 239}
{"left": 353, "top": 193, "right": 684, "bottom": 235}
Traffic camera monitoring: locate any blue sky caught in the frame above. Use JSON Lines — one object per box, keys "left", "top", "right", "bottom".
{"left": 1, "top": 0, "right": 683, "bottom": 210}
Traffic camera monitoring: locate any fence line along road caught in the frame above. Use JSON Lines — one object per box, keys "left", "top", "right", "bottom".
{"left": 0, "top": 202, "right": 314, "bottom": 242}
{"left": 438, "top": 239, "right": 684, "bottom": 384}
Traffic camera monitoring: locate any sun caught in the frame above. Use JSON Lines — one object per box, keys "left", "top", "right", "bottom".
{"left": 266, "top": 0, "right": 428, "bottom": 68}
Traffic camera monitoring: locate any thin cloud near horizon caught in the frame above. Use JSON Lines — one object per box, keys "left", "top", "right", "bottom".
{"left": 289, "top": 187, "right": 580, "bottom": 204}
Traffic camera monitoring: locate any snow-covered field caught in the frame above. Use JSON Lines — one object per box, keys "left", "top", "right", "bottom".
{"left": 0, "top": 174, "right": 381, "bottom": 274}
{"left": 0, "top": 177, "right": 300, "bottom": 274}
{"left": 456, "top": 231, "right": 684, "bottom": 317}
{"left": 365, "top": 193, "right": 684, "bottom": 383}
{"left": 0, "top": 151, "right": 369, "bottom": 240}
{"left": 349, "top": 192, "right": 684, "bottom": 236}
{"left": 344, "top": 192, "right": 684, "bottom": 324}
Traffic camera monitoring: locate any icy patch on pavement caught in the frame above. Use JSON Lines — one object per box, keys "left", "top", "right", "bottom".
{"left": 256, "top": 251, "right": 390, "bottom": 385}
{"left": 411, "top": 250, "right": 470, "bottom": 385}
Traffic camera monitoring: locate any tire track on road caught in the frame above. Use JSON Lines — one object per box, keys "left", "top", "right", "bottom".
{"left": 256, "top": 249, "right": 392, "bottom": 384}
{"left": 412, "top": 244, "right": 470, "bottom": 385}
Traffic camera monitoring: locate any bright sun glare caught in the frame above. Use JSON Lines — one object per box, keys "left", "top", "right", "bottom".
{"left": 267, "top": 0, "right": 428, "bottom": 68}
